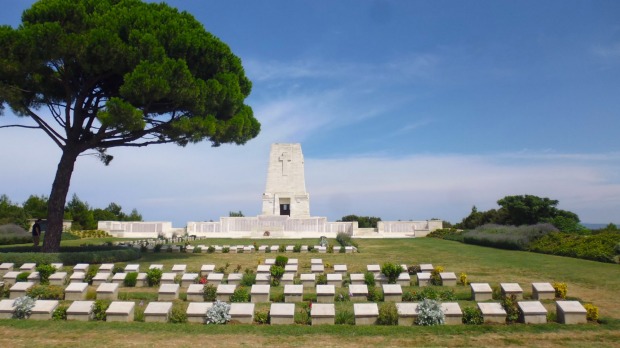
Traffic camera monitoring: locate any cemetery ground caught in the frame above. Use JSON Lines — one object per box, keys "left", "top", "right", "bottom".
{"left": 1, "top": 237, "right": 619, "bottom": 347}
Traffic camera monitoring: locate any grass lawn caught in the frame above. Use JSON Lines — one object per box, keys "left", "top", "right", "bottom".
{"left": 1, "top": 237, "right": 619, "bottom": 347}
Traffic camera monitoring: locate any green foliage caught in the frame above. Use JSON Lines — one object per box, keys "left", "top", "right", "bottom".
{"left": 377, "top": 302, "right": 399, "bottom": 325}
{"left": 229, "top": 211, "right": 244, "bottom": 217}
{"left": 230, "top": 287, "right": 250, "bottom": 302}
{"left": 407, "top": 265, "right": 421, "bottom": 275}
{"left": 0, "top": 195, "right": 30, "bottom": 230}
{"left": 52, "top": 304, "right": 68, "bottom": 320}
{"left": 416, "top": 299, "right": 445, "bottom": 326}
{"left": 367, "top": 286, "right": 382, "bottom": 302}
{"left": 430, "top": 266, "right": 444, "bottom": 286}
{"left": 364, "top": 271, "right": 376, "bottom": 287}
{"left": 293, "top": 244, "right": 302, "bottom": 253}
{"left": 462, "top": 307, "right": 484, "bottom": 325}
{"left": 529, "top": 231, "right": 620, "bottom": 263}
{"left": 459, "top": 272, "right": 468, "bottom": 286}
{"left": 203, "top": 284, "right": 217, "bottom": 301}
{"left": 207, "top": 246, "right": 216, "bottom": 253}
{"left": 270, "top": 265, "right": 284, "bottom": 286}
{"left": 426, "top": 228, "right": 464, "bottom": 242}
{"left": 335, "top": 307, "right": 355, "bottom": 325}
{"left": 336, "top": 232, "right": 358, "bottom": 249}
{"left": 169, "top": 304, "right": 188, "bottom": 323}
{"left": 16, "top": 272, "right": 30, "bottom": 282}
{"left": 13, "top": 296, "right": 35, "bottom": 319}
{"left": 26, "top": 285, "right": 64, "bottom": 300}
{"left": 254, "top": 309, "right": 269, "bottom": 324}
{"left": 0, "top": 246, "right": 141, "bottom": 265}
{"left": 316, "top": 273, "right": 327, "bottom": 285}
{"left": 295, "top": 302, "right": 311, "bottom": 325}
{"left": 501, "top": 294, "right": 519, "bottom": 324}
{"left": 222, "top": 247, "right": 230, "bottom": 253}
{"left": 146, "top": 268, "right": 163, "bottom": 287}
{"left": 338, "top": 215, "right": 381, "bottom": 228}
{"left": 124, "top": 272, "right": 138, "bottom": 287}
{"left": 240, "top": 271, "right": 256, "bottom": 287}
{"left": 275, "top": 255, "right": 288, "bottom": 267}
{"left": 66, "top": 194, "right": 97, "bottom": 230}
{"left": 463, "top": 223, "right": 557, "bottom": 251}
{"left": 327, "top": 244, "right": 334, "bottom": 253}
{"left": 35, "top": 263, "right": 55, "bottom": 285}
{"left": 92, "top": 300, "right": 110, "bottom": 321}
{"left": 84, "top": 267, "right": 98, "bottom": 285}
{"left": 278, "top": 245, "right": 286, "bottom": 253}
{"left": 584, "top": 303, "right": 599, "bottom": 322}
{"left": 380, "top": 262, "right": 403, "bottom": 284}
{"left": 553, "top": 282, "right": 567, "bottom": 299}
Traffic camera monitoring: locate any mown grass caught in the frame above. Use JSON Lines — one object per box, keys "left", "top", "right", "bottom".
{"left": 2, "top": 237, "right": 620, "bottom": 347}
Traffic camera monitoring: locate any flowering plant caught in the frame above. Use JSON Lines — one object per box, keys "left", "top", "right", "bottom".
{"left": 205, "top": 300, "right": 231, "bottom": 324}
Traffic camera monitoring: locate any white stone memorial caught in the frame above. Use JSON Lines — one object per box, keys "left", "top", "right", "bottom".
{"left": 316, "top": 285, "right": 335, "bottom": 303}
{"left": 556, "top": 301, "right": 587, "bottom": 324}
{"left": 229, "top": 303, "right": 255, "bottom": 324}
{"left": 106, "top": 301, "right": 136, "bottom": 322}
{"left": 284, "top": 284, "right": 303, "bottom": 303}
{"left": 144, "top": 302, "right": 172, "bottom": 323}
{"left": 270, "top": 303, "right": 295, "bottom": 325}
{"left": 354, "top": 303, "right": 379, "bottom": 325}
{"left": 10, "top": 281, "right": 34, "bottom": 299}
{"left": 471, "top": 283, "right": 493, "bottom": 301}
{"left": 500, "top": 283, "right": 523, "bottom": 300}
{"left": 187, "top": 284, "right": 205, "bottom": 302}
{"left": 531, "top": 282, "right": 555, "bottom": 300}
{"left": 311, "top": 303, "right": 335, "bottom": 325}
{"left": 0, "top": 299, "right": 16, "bottom": 319}
{"left": 251, "top": 284, "right": 270, "bottom": 303}
{"left": 64, "top": 282, "right": 89, "bottom": 301}
{"left": 382, "top": 284, "right": 403, "bottom": 302}
{"left": 96, "top": 282, "right": 119, "bottom": 300}
{"left": 158, "top": 284, "right": 180, "bottom": 301}
{"left": 518, "top": 301, "right": 547, "bottom": 324}
{"left": 66, "top": 301, "right": 94, "bottom": 321}
{"left": 441, "top": 302, "right": 463, "bottom": 325}
{"left": 30, "top": 300, "right": 59, "bottom": 320}
{"left": 216, "top": 284, "right": 236, "bottom": 302}
{"left": 478, "top": 302, "right": 507, "bottom": 324}
{"left": 396, "top": 302, "right": 419, "bottom": 326}
{"left": 186, "top": 302, "right": 213, "bottom": 323}
{"left": 349, "top": 284, "right": 369, "bottom": 302}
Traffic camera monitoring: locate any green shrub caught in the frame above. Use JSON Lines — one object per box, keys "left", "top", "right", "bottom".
{"left": 462, "top": 307, "right": 484, "bottom": 325}
{"left": 336, "top": 232, "right": 358, "bottom": 248}
{"left": 192, "top": 246, "right": 202, "bottom": 253}
{"left": 275, "top": 255, "right": 288, "bottom": 267}
{"left": 146, "top": 268, "right": 163, "bottom": 287}
{"left": 230, "top": 287, "right": 250, "bottom": 302}
{"left": 413, "top": 287, "right": 439, "bottom": 301}
{"left": 270, "top": 292, "right": 284, "bottom": 303}
{"left": 335, "top": 307, "right": 355, "bottom": 325}
{"left": 364, "top": 271, "right": 375, "bottom": 287}
{"left": 84, "top": 266, "right": 98, "bottom": 285}
{"left": 254, "top": 309, "right": 269, "bottom": 324}
{"left": 270, "top": 265, "right": 285, "bottom": 286}
{"left": 154, "top": 244, "right": 162, "bottom": 253}
{"left": 295, "top": 302, "right": 311, "bottom": 325}
{"left": 459, "top": 272, "right": 468, "bottom": 286}
{"left": 427, "top": 228, "right": 464, "bottom": 242}
{"left": 26, "top": 285, "right": 64, "bottom": 300}
{"left": 16, "top": 272, "right": 30, "bottom": 282}
{"left": 207, "top": 246, "right": 215, "bottom": 253}
{"left": 203, "top": 284, "right": 217, "bottom": 301}
{"left": 112, "top": 265, "right": 124, "bottom": 274}
{"left": 35, "top": 264, "right": 56, "bottom": 285}
{"left": 0, "top": 246, "right": 141, "bottom": 265}
{"left": 222, "top": 247, "right": 230, "bottom": 253}
{"left": 293, "top": 244, "right": 301, "bottom": 253}
{"left": 440, "top": 289, "right": 457, "bottom": 301}
{"left": 377, "top": 302, "right": 398, "bottom": 325}
{"left": 367, "top": 286, "right": 382, "bottom": 302}
{"left": 327, "top": 244, "right": 334, "bottom": 253}
{"left": 501, "top": 294, "right": 519, "bottom": 324}
{"left": 124, "top": 272, "right": 138, "bottom": 287}
{"left": 416, "top": 299, "right": 444, "bottom": 326}
{"left": 553, "top": 282, "right": 567, "bottom": 299}
{"left": 381, "top": 262, "right": 403, "bottom": 284}
{"left": 92, "top": 300, "right": 110, "bottom": 321}
{"left": 169, "top": 304, "right": 187, "bottom": 323}
{"left": 528, "top": 231, "right": 620, "bottom": 263}
{"left": 240, "top": 272, "right": 256, "bottom": 287}
{"left": 13, "top": 296, "right": 35, "bottom": 319}
{"left": 52, "top": 304, "right": 68, "bottom": 320}
{"left": 463, "top": 223, "right": 557, "bottom": 251}
{"left": 402, "top": 291, "right": 416, "bottom": 302}
{"left": 407, "top": 264, "right": 421, "bottom": 275}
{"left": 584, "top": 303, "right": 599, "bottom": 322}
{"left": 430, "top": 266, "right": 444, "bottom": 286}
{"left": 316, "top": 273, "right": 327, "bottom": 285}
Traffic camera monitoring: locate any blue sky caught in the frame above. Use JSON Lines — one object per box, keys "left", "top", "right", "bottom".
{"left": 1, "top": 1, "right": 619, "bottom": 226}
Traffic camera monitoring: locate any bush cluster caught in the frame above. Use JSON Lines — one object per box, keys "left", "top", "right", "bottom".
{"left": 377, "top": 302, "right": 398, "bottom": 325}
{"left": 336, "top": 232, "right": 358, "bottom": 249}
{"left": 203, "top": 284, "right": 217, "bottom": 301}
{"left": 584, "top": 303, "right": 599, "bottom": 322}
{"left": 416, "top": 299, "right": 444, "bottom": 326}
{"left": 462, "top": 307, "right": 484, "bottom": 325}
{"left": 230, "top": 287, "right": 250, "bottom": 302}
{"left": 146, "top": 268, "right": 163, "bottom": 287}
{"left": 206, "top": 301, "right": 231, "bottom": 324}
{"left": 463, "top": 223, "right": 557, "bottom": 251}
{"left": 427, "top": 228, "right": 464, "bottom": 242}
{"left": 0, "top": 246, "right": 141, "bottom": 265}
{"left": 124, "top": 272, "right": 138, "bottom": 287}
{"left": 26, "top": 285, "right": 64, "bottom": 300}
{"left": 553, "top": 282, "right": 567, "bottom": 299}
{"left": 380, "top": 262, "right": 403, "bottom": 284}
{"left": 528, "top": 232, "right": 620, "bottom": 263}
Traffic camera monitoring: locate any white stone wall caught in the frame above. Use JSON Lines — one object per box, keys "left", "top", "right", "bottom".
{"left": 97, "top": 221, "right": 177, "bottom": 238}
{"left": 376, "top": 220, "right": 443, "bottom": 237}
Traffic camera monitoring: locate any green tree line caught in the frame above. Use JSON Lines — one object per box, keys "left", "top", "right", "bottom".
{"left": 0, "top": 193, "right": 141, "bottom": 231}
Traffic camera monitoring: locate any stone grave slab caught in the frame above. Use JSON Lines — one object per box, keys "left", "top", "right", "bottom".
{"left": 251, "top": 284, "right": 270, "bottom": 303}
{"left": 471, "top": 283, "right": 493, "bottom": 301}
{"left": 284, "top": 284, "right": 303, "bottom": 303}
{"left": 419, "top": 264, "right": 434, "bottom": 272}
{"left": 0, "top": 263, "right": 14, "bottom": 277}
{"left": 186, "top": 302, "right": 213, "bottom": 323}
{"left": 27, "top": 272, "right": 40, "bottom": 284}
{"left": 227, "top": 273, "right": 242, "bottom": 286}
{"left": 243, "top": 246, "right": 254, "bottom": 253}
{"left": 300, "top": 245, "right": 308, "bottom": 253}
{"left": 171, "top": 264, "right": 187, "bottom": 275}
{"left": 417, "top": 272, "right": 431, "bottom": 287}
{"left": 96, "top": 282, "right": 119, "bottom": 300}
{"left": 255, "top": 273, "right": 270, "bottom": 285}
{"left": 334, "top": 264, "right": 347, "bottom": 274}
{"left": 345, "top": 246, "right": 354, "bottom": 253}
{"left": 397, "top": 273, "right": 411, "bottom": 287}
{"left": 316, "top": 285, "right": 335, "bottom": 303}
{"left": 264, "top": 258, "right": 276, "bottom": 265}
{"left": 69, "top": 272, "right": 85, "bottom": 283}
{"left": 311, "top": 303, "right": 335, "bottom": 325}
{"left": 257, "top": 265, "right": 271, "bottom": 274}
{"left": 160, "top": 272, "right": 177, "bottom": 285}
{"left": 30, "top": 300, "right": 59, "bottom": 320}
{"left": 349, "top": 284, "right": 369, "bottom": 302}
{"left": 518, "top": 301, "right": 547, "bottom": 324}
{"left": 98, "top": 263, "right": 114, "bottom": 272}
{"left": 287, "top": 259, "right": 298, "bottom": 265}
{"left": 396, "top": 302, "right": 419, "bottom": 326}
{"left": 2, "top": 271, "right": 19, "bottom": 286}
{"left": 158, "top": 284, "right": 180, "bottom": 301}
{"left": 269, "top": 245, "right": 279, "bottom": 252}
{"left": 200, "top": 264, "right": 215, "bottom": 277}
{"left": 327, "top": 273, "right": 342, "bottom": 287}
{"left": 181, "top": 273, "right": 199, "bottom": 288}
{"left": 478, "top": 302, "right": 507, "bottom": 324}
{"left": 440, "top": 272, "right": 457, "bottom": 287}
{"left": 64, "top": 282, "right": 89, "bottom": 301}
{"left": 317, "top": 246, "right": 327, "bottom": 253}
{"left": 92, "top": 272, "right": 111, "bottom": 286}
{"left": 284, "top": 265, "right": 298, "bottom": 275}
{"left": 51, "top": 263, "right": 63, "bottom": 270}
{"left": 310, "top": 258, "right": 323, "bottom": 265}
{"left": 311, "top": 264, "right": 324, "bottom": 274}
{"left": 124, "top": 264, "right": 140, "bottom": 273}
{"left": 532, "top": 282, "right": 555, "bottom": 300}
{"left": 500, "top": 283, "right": 523, "bottom": 299}
{"left": 354, "top": 303, "right": 379, "bottom": 325}
{"left": 149, "top": 264, "right": 164, "bottom": 271}
{"left": 285, "top": 245, "right": 295, "bottom": 252}
{"left": 185, "top": 245, "right": 195, "bottom": 253}
{"left": 216, "top": 284, "right": 236, "bottom": 302}
{"left": 270, "top": 303, "right": 295, "bottom": 325}
{"left": 49, "top": 272, "right": 68, "bottom": 286}
{"left": 366, "top": 264, "right": 381, "bottom": 276}
{"left": 300, "top": 273, "right": 316, "bottom": 288}
{"left": 136, "top": 273, "right": 147, "bottom": 287}
{"left": 281, "top": 273, "right": 294, "bottom": 286}
{"left": 382, "top": 284, "right": 403, "bottom": 302}
{"left": 19, "top": 263, "right": 36, "bottom": 272}
{"left": 10, "top": 281, "right": 34, "bottom": 299}
{"left": 258, "top": 245, "right": 268, "bottom": 253}
{"left": 350, "top": 273, "right": 365, "bottom": 285}
{"left": 229, "top": 303, "right": 255, "bottom": 324}
{"left": 66, "top": 301, "right": 94, "bottom": 321}
{"left": 375, "top": 274, "right": 387, "bottom": 285}
{"left": 144, "top": 302, "right": 172, "bottom": 323}
{"left": 187, "top": 284, "right": 205, "bottom": 302}
{"left": 106, "top": 301, "right": 135, "bottom": 322}
{"left": 556, "top": 301, "right": 587, "bottom": 324}
{"left": 207, "top": 273, "right": 224, "bottom": 285}
{"left": 111, "top": 272, "right": 127, "bottom": 285}
{"left": 73, "top": 264, "right": 89, "bottom": 273}
{"left": 0, "top": 299, "right": 16, "bottom": 319}
{"left": 441, "top": 302, "right": 463, "bottom": 325}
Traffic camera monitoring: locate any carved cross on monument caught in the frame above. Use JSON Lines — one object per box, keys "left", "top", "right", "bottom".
{"left": 279, "top": 151, "right": 292, "bottom": 176}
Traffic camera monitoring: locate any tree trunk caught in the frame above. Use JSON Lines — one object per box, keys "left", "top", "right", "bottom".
{"left": 42, "top": 148, "right": 80, "bottom": 253}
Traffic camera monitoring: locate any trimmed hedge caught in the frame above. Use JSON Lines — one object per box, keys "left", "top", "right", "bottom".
{"left": 462, "top": 224, "right": 557, "bottom": 251}
{"left": 528, "top": 231, "right": 620, "bottom": 263}
{"left": 0, "top": 246, "right": 141, "bottom": 265}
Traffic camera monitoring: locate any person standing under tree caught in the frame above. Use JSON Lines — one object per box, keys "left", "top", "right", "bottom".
{"left": 32, "top": 219, "right": 42, "bottom": 247}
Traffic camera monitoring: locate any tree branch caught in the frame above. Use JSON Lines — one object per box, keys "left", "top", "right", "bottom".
{"left": 0, "top": 124, "right": 41, "bottom": 129}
